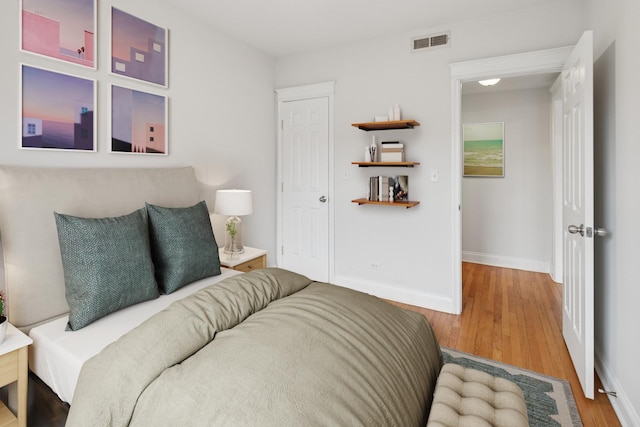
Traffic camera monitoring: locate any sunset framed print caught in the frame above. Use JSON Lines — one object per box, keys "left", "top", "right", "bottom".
{"left": 463, "top": 122, "right": 505, "bottom": 177}
{"left": 111, "top": 7, "right": 168, "bottom": 87}
{"left": 20, "top": 0, "right": 96, "bottom": 69}
{"left": 20, "top": 64, "right": 96, "bottom": 151}
{"left": 110, "top": 85, "right": 168, "bottom": 155}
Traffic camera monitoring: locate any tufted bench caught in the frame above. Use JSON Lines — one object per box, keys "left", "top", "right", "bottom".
{"left": 426, "top": 363, "right": 530, "bottom": 427}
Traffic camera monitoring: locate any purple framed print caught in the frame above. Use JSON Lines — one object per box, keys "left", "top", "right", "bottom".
{"left": 111, "top": 7, "right": 168, "bottom": 87}
{"left": 20, "top": 64, "right": 96, "bottom": 151}
{"left": 20, "top": 0, "right": 96, "bottom": 69}
{"left": 110, "top": 85, "right": 168, "bottom": 155}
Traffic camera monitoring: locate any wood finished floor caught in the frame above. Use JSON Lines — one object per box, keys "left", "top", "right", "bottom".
{"left": 389, "top": 262, "right": 620, "bottom": 427}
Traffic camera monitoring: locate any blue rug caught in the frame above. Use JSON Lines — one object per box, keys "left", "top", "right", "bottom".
{"left": 441, "top": 347, "right": 582, "bottom": 427}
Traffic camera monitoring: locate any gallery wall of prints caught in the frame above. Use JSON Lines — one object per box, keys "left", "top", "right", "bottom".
{"left": 19, "top": 0, "right": 168, "bottom": 155}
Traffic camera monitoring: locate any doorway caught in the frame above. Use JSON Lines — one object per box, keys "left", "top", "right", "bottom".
{"left": 460, "top": 74, "right": 559, "bottom": 277}
{"left": 449, "top": 46, "right": 573, "bottom": 314}
{"left": 451, "top": 32, "right": 597, "bottom": 399}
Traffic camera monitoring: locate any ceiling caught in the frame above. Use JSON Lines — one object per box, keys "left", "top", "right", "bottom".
{"left": 164, "top": 0, "right": 562, "bottom": 57}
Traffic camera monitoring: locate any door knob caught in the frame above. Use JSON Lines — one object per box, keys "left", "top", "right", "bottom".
{"left": 568, "top": 224, "right": 608, "bottom": 238}
{"left": 594, "top": 227, "right": 608, "bottom": 237}
{"left": 319, "top": 196, "right": 327, "bottom": 203}
{"left": 568, "top": 224, "right": 584, "bottom": 236}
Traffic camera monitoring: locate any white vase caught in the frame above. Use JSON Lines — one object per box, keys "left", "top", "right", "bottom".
{"left": 0, "top": 317, "right": 7, "bottom": 344}
{"left": 370, "top": 136, "right": 377, "bottom": 162}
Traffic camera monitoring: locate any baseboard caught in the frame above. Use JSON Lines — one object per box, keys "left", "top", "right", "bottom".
{"left": 462, "top": 251, "right": 550, "bottom": 274}
{"left": 333, "top": 275, "right": 455, "bottom": 313}
{"left": 595, "top": 349, "right": 639, "bottom": 427}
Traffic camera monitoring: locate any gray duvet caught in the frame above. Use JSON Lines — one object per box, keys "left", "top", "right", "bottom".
{"left": 66, "top": 268, "right": 443, "bottom": 427}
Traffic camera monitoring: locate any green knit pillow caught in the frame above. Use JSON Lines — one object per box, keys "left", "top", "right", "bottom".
{"left": 146, "top": 201, "right": 221, "bottom": 294}
{"left": 55, "top": 208, "right": 159, "bottom": 331}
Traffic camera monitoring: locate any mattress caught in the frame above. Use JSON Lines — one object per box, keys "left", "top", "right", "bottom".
{"left": 28, "top": 268, "right": 242, "bottom": 404}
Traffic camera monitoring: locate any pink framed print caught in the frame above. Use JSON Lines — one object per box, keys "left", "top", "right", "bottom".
{"left": 110, "top": 84, "right": 168, "bottom": 155}
{"left": 20, "top": 64, "right": 96, "bottom": 152}
{"left": 20, "top": 0, "right": 97, "bottom": 69}
{"left": 111, "top": 7, "right": 168, "bottom": 87}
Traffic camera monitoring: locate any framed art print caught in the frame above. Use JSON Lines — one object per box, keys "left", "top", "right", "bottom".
{"left": 21, "top": 64, "right": 96, "bottom": 151}
{"left": 20, "top": 0, "right": 96, "bottom": 69}
{"left": 463, "top": 122, "right": 505, "bottom": 177}
{"left": 111, "top": 7, "right": 168, "bottom": 87}
{"left": 110, "top": 85, "right": 168, "bottom": 155}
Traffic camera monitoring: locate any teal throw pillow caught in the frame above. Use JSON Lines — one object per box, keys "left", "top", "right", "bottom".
{"left": 146, "top": 201, "right": 221, "bottom": 294}
{"left": 54, "top": 208, "right": 159, "bottom": 331}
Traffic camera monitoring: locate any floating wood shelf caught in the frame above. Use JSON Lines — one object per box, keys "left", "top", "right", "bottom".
{"left": 352, "top": 161, "right": 420, "bottom": 167}
{"left": 351, "top": 120, "right": 420, "bottom": 131}
{"left": 351, "top": 199, "right": 420, "bottom": 209}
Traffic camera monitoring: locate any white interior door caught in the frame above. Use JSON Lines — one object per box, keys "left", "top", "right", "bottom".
{"left": 279, "top": 97, "right": 330, "bottom": 282}
{"left": 562, "top": 30, "right": 595, "bottom": 400}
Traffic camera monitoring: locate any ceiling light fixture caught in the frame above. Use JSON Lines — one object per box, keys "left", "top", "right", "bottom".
{"left": 478, "top": 78, "right": 501, "bottom": 86}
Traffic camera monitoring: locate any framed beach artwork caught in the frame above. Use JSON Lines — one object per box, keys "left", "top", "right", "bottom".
{"left": 110, "top": 85, "right": 168, "bottom": 155}
{"left": 20, "top": 0, "right": 96, "bottom": 69}
{"left": 111, "top": 7, "right": 168, "bottom": 87}
{"left": 463, "top": 122, "right": 505, "bottom": 177}
{"left": 20, "top": 64, "right": 96, "bottom": 151}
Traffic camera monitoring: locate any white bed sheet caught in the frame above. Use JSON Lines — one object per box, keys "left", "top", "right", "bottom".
{"left": 28, "top": 268, "right": 242, "bottom": 404}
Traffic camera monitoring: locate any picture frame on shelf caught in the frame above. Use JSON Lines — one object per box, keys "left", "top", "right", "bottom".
{"left": 110, "top": 84, "right": 168, "bottom": 155}
{"left": 20, "top": 0, "right": 97, "bottom": 69}
{"left": 111, "top": 7, "right": 168, "bottom": 88}
{"left": 393, "top": 175, "right": 409, "bottom": 201}
{"left": 463, "top": 122, "right": 505, "bottom": 177}
{"left": 20, "top": 64, "right": 96, "bottom": 152}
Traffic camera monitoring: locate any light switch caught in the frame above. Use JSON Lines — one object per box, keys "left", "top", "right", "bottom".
{"left": 431, "top": 169, "right": 439, "bottom": 182}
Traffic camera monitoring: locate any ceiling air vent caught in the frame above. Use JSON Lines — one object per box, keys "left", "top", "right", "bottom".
{"left": 411, "top": 31, "right": 450, "bottom": 53}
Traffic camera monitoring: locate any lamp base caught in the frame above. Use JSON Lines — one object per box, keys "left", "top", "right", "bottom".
{"left": 223, "top": 216, "right": 244, "bottom": 255}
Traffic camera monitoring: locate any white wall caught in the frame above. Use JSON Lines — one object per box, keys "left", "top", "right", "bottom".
{"left": 462, "top": 88, "right": 552, "bottom": 273}
{"left": 587, "top": 0, "right": 640, "bottom": 424}
{"left": 0, "top": 0, "right": 277, "bottom": 259}
{"left": 275, "top": 0, "right": 584, "bottom": 311}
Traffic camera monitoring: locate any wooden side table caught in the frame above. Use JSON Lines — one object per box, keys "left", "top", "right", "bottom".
{"left": 0, "top": 323, "right": 32, "bottom": 427}
{"left": 219, "top": 246, "right": 267, "bottom": 272}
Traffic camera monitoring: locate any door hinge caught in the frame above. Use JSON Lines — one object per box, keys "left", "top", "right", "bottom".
{"left": 281, "top": 120, "right": 284, "bottom": 130}
{"left": 281, "top": 182, "right": 284, "bottom": 192}
{"left": 281, "top": 246, "right": 284, "bottom": 255}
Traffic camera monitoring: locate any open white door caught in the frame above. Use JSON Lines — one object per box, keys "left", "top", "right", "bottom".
{"left": 562, "top": 30, "right": 599, "bottom": 400}
{"left": 279, "top": 96, "right": 330, "bottom": 282}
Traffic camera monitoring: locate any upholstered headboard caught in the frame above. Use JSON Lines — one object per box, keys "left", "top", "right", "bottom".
{"left": 0, "top": 166, "right": 202, "bottom": 331}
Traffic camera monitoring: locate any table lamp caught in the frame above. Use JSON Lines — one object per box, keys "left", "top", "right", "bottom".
{"left": 214, "top": 189, "right": 253, "bottom": 255}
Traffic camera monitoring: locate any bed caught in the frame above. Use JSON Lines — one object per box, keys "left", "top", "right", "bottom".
{"left": 0, "top": 165, "right": 443, "bottom": 426}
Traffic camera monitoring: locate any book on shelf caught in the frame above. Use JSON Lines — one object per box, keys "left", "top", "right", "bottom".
{"left": 369, "top": 176, "right": 399, "bottom": 201}
{"left": 369, "top": 176, "right": 379, "bottom": 201}
{"left": 379, "top": 176, "right": 392, "bottom": 201}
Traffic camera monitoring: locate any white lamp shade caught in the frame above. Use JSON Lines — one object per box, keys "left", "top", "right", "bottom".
{"left": 214, "top": 189, "right": 253, "bottom": 216}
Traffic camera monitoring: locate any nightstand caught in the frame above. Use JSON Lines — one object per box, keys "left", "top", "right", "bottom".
{"left": 219, "top": 246, "right": 267, "bottom": 272}
{"left": 0, "top": 323, "right": 32, "bottom": 427}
